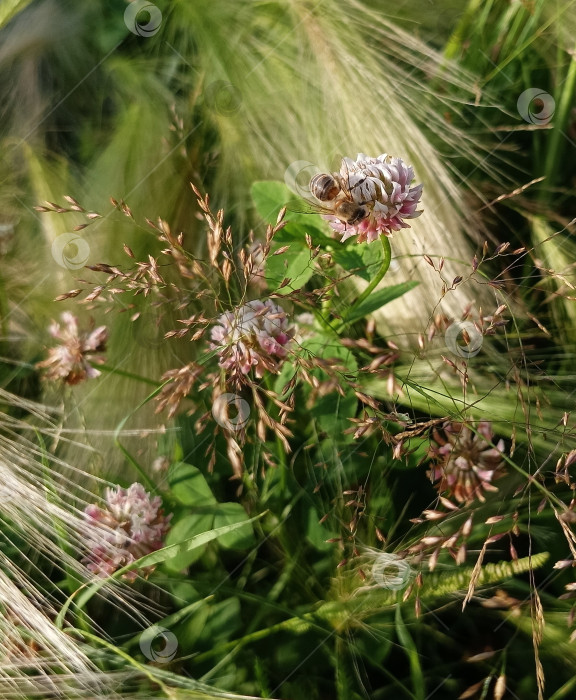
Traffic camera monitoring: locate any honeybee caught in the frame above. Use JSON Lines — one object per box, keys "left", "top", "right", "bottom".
{"left": 309, "top": 172, "right": 369, "bottom": 226}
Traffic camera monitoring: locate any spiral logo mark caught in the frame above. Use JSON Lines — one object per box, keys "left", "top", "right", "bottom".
{"left": 124, "top": 1, "right": 162, "bottom": 37}
{"left": 204, "top": 81, "right": 242, "bottom": 116}
{"left": 372, "top": 553, "right": 411, "bottom": 591}
{"left": 212, "top": 393, "right": 250, "bottom": 432}
{"left": 445, "top": 320, "right": 483, "bottom": 359}
{"left": 284, "top": 160, "right": 322, "bottom": 199}
{"left": 139, "top": 626, "right": 177, "bottom": 664}
{"left": 517, "top": 88, "right": 555, "bottom": 125}
{"left": 52, "top": 233, "right": 90, "bottom": 270}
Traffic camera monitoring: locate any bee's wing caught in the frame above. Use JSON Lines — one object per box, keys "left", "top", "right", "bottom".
{"left": 285, "top": 197, "right": 332, "bottom": 216}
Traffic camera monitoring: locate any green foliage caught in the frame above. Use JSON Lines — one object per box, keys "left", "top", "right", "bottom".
{"left": 164, "top": 463, "right": 256, "bottom": 571}
{"left": 265, "top": 238, "right": 315, "bottom": 294}
{"left": 2, "top": 0, "right": 576, "bottom": 698}
{"left": 343, "top": 281, "right": 420, "bottom": 325}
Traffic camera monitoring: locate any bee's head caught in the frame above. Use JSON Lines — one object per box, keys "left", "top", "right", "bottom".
{"left": 338, "top": 202, "right": 368, "bottom": 225}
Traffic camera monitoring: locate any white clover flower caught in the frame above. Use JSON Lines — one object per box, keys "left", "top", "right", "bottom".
{"left": 82, "top": 483, "right": 171, "bottom": 582}
{"left": 428, "top": 421, "right": 506, "bottom": 504}
{"left": 321, "top": 153, "right": 423, "bottom": 244}
{"left": 37, "top": 312, "right": 107, "bottom": 385}
{"left": 210, "top": 300, "right": 293, "bottom": 378}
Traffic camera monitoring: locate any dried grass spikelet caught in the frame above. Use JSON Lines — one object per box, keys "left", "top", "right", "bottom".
{"left": 532, "top": 587, "right": 546, "bottom": 700}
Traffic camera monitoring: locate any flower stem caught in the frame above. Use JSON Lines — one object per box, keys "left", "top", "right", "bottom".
{"left": 541, "top": 43, "right": 576, "bottom": 198}
{"left": 113, "top": 384, "right": 166, "bottom": 493}
{"left": 336, "top": 234, "right": 392, "bottom": 331}
{"left": 354, "top": 235, "right": 392, "bottom": 306}
{"left": 97, "top": 363, "right": 159, "bottom": 386}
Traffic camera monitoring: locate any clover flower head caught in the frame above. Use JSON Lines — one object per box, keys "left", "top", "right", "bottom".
{"left": 319, "top": 153, "right": 423, "bottom": 244}
{"left": 37, "top": 311, "right": 107, "bottom": 385}
{"left": 210, "top": 300, "right": 293, "bottom": 378}
{"left": 82, "top": 482, "right": 172, "bottom": 582}
{"left": 427, "top": 421, "right": 506, "bottom": 504}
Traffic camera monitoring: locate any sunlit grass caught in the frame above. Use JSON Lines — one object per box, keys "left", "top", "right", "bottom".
{"left": 0, "top": 0, "right": 576, "bottom": 698}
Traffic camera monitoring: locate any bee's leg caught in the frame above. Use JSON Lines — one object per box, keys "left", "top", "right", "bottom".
{"left": 348, "top": 174, "right": 368, "bottom": 199}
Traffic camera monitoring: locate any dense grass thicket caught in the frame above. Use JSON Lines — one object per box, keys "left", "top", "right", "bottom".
{"left": 1, "top": 1, "right": 576, "bottom": 698}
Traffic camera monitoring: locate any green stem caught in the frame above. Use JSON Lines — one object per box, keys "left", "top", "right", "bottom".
{"left": 354, "top": 235, "right": 392, "bottom": 306}
{"left": 312, "top": 310, "right": 329, "bottom": 330}
{"left": 262, "top": 374, "right": 289, "bottom": 492}
{"left": 34, "top": 430, "right": 89, "bottom": 631}
{"left": 69, "top": 629, "right": 173, "bottom": 697}
{"left": 97, "top": 363, "right": 159, "bottom": 386}
{"left": 542, "top": 44, "right": 576, "bottom": 197}
{"left": 193, "top": 611, "right": 324, "bottom": 665}
{"left": 443, "top": 0, "right": 484, "bottom": 61}
{"left": 113, "top": 383, "right": 167, "bottom": 492}
{"left": 336, "top": 234, "right": 392, "bottom": 331}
